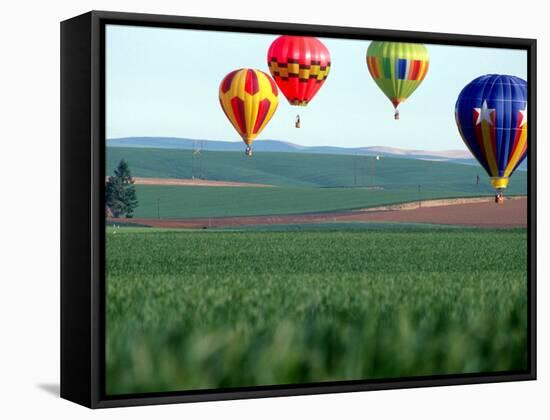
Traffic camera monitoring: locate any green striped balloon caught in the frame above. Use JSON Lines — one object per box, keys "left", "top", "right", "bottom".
{"left": 366, "top": 42, "right": 429, "bottom": 119}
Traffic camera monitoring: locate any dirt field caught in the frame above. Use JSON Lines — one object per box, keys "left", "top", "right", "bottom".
{"left": 110, "top": 196, "right": 527, "bottom": 229}
{"left": 130, "top": 177, "right": 273, "bottom": 187}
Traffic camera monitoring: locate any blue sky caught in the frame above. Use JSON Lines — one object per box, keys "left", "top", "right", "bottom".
{"left": 106, "top": 25, "right": 527, "bottom": 151}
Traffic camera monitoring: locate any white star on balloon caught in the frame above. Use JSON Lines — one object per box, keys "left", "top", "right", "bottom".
{"left": 519, "top": 105, "right": 527, "bottom": 127}
{"left": 474, "top": 100, "right": 495, "bottom": 125}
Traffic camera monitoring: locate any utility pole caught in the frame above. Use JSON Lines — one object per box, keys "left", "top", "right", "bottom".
{"left": 365, "top": 156, "right": 369, "bottom": 186}
{"left": 157, "top": 198, "right": 160, "bottom": 219}
{"left": 191, "top": 140, "right": 195, "bottom": 179}
{"left": 192, "top": 140, "right": 202, "bottom": 179}
{"left": 353, "top": 153, "right": 357, "bottom": 186}
{"left": 418, "top": 185, "right": 422, "bottom": 208}
{"left": 199, "top": 140, "right": 204, "bottom": 179}
{"left": 374, "top": 157, "right": 378, "bottom": 187}
{"left": 361, "top": 156, "right": 366, "bottom": 186}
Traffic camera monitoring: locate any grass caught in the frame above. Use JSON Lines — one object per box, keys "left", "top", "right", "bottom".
{"left": 133, "top": 184, "right": 494, "bottom": 218}
{"left": 106, "top": 227, "right": 528, "bottom": 395}
{"left": 107, "top": 147, "right": 527, "bottom": 219}
{"left": 132, "top": 184, "right": 527, "bottom": 219}
{"left": 107, "top": 147, "right": 528, "bottom": 190}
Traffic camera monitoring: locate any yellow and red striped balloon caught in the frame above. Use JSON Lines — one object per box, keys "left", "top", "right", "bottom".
{"left": 219, "top": 68, "right": 279, "bottom": 149}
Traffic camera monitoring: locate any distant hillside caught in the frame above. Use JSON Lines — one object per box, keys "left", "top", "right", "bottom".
{"left": 106, "top": 147, "right": 527, "bottom": 195}
{"left": 107, "top": 137, "right": 476, "bottom": 163}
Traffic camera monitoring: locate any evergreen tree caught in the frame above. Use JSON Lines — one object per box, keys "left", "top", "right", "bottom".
{"left": 105, "top": 160, "right": 138, "bottom": 218}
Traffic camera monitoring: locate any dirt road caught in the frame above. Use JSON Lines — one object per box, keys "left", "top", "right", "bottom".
{"left": 108, "top": 177, "right": 273, "bottom": 188}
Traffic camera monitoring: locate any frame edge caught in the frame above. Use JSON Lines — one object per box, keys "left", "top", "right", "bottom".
{"left": 60, "top": 11, "right": 94, "bottom": 408}
{"left": 72, "top": 10, "right": 537, "bottom": 408}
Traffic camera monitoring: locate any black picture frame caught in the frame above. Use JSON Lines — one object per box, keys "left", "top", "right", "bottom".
{"left": 60, "top": 10, "right": 537, "bottom": 409}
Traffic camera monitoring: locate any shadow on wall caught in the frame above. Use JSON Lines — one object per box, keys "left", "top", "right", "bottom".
{"left": 37, "top": 383, "right": 59, "bottom": 397}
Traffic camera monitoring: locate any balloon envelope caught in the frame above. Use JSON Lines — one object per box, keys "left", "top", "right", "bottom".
{"left": 455, "top": 74, "right": 527, "bottom": 189}
{"left": 267, "top": 35, "right": 331, "bottom": 106}
{"left": 219, "top": 68, "right": 279, "bottom": 146}
{"left": 366, "top": 42, "right": 429, "bottom": 112}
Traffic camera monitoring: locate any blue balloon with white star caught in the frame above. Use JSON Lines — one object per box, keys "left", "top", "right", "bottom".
{"left": 455, "top": 74, "right": 527, "bottom": 190}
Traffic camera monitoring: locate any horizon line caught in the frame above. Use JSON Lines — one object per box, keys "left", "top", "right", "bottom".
{"left": 106, "top": 136, "right": 471, "bottom": 153}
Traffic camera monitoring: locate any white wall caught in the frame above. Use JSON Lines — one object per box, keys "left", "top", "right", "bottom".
{"left": 0, "top": 0, "right": 547, "bottom": 418}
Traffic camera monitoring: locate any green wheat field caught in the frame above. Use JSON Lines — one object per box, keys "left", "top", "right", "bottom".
{"left": 106, "top": 226, "right": 528, "bottom": 395}
{"left": 106, "top": 147, "right": 527, "bottom": 219}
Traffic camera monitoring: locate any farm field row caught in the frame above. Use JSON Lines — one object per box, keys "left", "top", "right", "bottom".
{"left": 131, "top": 184, "right": 525, "bottom": 219}
{"left": 106, "top": 227, "right": 528, "bottom": 394}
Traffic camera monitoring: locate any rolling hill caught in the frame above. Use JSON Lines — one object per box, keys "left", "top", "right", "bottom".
{"left": 106, "top": 147, "right": 527, "bottom": 219}
{"left": 107, "top": 147, "right": 527, "bottom": 190}
{"left": 107, "top": 137, "right": 477, "bottom": 163}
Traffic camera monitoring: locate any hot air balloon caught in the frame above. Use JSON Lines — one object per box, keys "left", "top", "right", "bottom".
{"left": 267, "top": 36, "right": 331, "bottom": 127}
{"left": 366, "top": 42, "right": 429, "bottom": 119}
{"left": 219, "top": 68, "right": 279, "bottom": 156}
{"left": 455, "top": 74, "right": 527, "bottom": 201}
